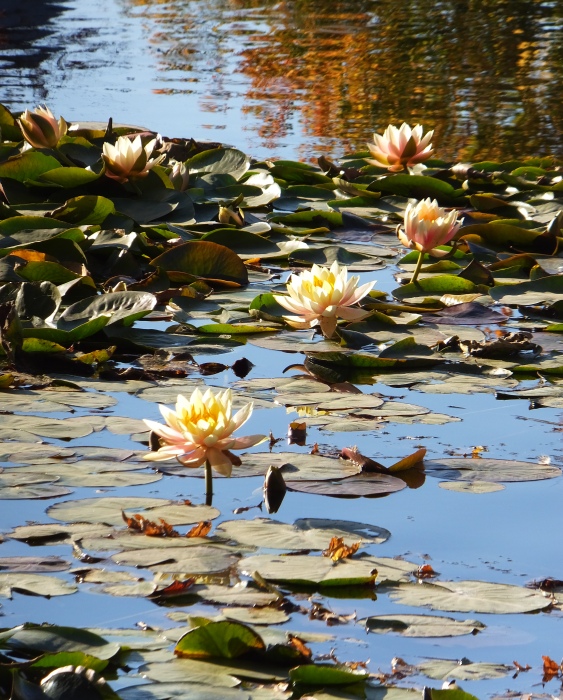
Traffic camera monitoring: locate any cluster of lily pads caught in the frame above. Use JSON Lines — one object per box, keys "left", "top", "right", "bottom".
{"left": 1, "top": 104, "right": 563, "bottom": 699}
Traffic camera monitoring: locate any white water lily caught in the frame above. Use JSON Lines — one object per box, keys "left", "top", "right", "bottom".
{"left": 367, "top": 123, "right": 434, "bottom": 172}
{"left": 273, "top": 261, "right": 374, "bottom": 338}
{"left": 102, "top": 134, "right": 165, "bottom": 183}
{"left": 143, "top": 388, "right": 266, "bottom": 477}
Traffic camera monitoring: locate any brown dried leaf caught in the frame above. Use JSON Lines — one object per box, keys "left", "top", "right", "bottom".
{"left": 148, "top": 578, "right": 196, "bottom": 599}
{"left": 122, "top": 511, "right": 179, "bottom": 537}
{"left": 542, "top": 655, "right": 561, "bottom": 682}
{"left": 186, "top": 521, "right": 212, "bottom": 538}
{"left": 322, "top": 536, "right": 361, "bottom": 561}
{"left": 340, "top": 446, "right": 386, "bottom": 473}
{"left": 288, "top": 635, "right": 312, "bottom": 661}
{"left": 416, "top": 564, "right": 438, "bottom": 579}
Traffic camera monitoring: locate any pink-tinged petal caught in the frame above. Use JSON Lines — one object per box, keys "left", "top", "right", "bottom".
{"left": 226, "top": 434, "right": 268, "bottom": 450}
{"left": 176, "top": 446, "right": 207, "bottom": 468}
{"left": 206, "top": 447, "right": 233, "bottom": 476}
{"left": 337, "top": 306, "right": 370, "bottom": 321}
{"left": 273, "top": 294, "right": 310, "bottom": 315}
{"left": 158, "top": 404, "right": 185, "bottom": 434}
{"left": 142, "top": 419, "right": 187, "bottom": 444}
{"left": 142, "top": 445, "right": 186, "bottom": 461}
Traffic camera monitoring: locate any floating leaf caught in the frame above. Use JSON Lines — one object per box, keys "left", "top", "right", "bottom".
{"left": 175, "top": 620, "right": 265, "bottom": 660}
{"left": 238, "top": 554, "right": 378, "bottom": 587}
{"left": 363, "top": 614, "right": 485, "bottom": 637}
{"left": 417, "top": 658, "right": 512, "bottom": 681}
{"left": 215, "top": 518, "right": 389, "bottom": 550}
{"left": 386, "top": 580, "right": 551, "bottom": 613}
{"left": 424, "top": 458, "right": 561, "bottom": 483}
{"left": 151, "top": 240, "right": 249, "bottom": 286}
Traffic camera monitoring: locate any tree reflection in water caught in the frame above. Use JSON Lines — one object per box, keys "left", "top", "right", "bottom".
{"left": 128, "top": 0, "right": 563, "bottom": 161}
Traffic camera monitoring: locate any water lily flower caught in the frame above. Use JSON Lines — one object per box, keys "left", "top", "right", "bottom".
{"left": 102, "top": 135, "right": 165, "bottom": 183}
{"left": 399, "top": 197, "right": 463, "bottom": 283}
{"left": 273, "top": 261, "right": 375, "bottom": 338}
{"left": 367, "top": 123, "right": 434, "bottom": 172}
{"left": 143, "top": 388, "right": 266, "bottom": 479}
{"left": 169, "top": 160, "right": 190, "bottom": 191}
{"left": 17, "top": 106, "right": 68, "bottom": 149}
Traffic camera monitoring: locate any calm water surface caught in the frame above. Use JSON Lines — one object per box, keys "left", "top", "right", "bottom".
{"left": 1, "top": 2, "right": 563, "bottom": 696}
{"left": 2, "top": 0, "right": 563, "bottom": 161}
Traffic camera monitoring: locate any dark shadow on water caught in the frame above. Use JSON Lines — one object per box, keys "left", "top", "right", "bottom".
{"left": 0, "top": 0, "right": 69, "bottom": 104}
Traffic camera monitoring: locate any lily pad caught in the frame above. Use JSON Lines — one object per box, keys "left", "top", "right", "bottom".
{"left": 238, "top": 554, "right": 378, "bottom": 587}
{"left": 424, "top": 458, "right": 561, "bottom": 483}
{"left": 417, "top": 658, "right": 512, "bottom": 681}
{"left": 386, "top": 580, "right": 551, "bottom": 613}
{"left": 215, "top": 518, "right": 390, "bottom": 550}
{"left": 47, "top": 497, "right": 219, "bottom": 525}
{"left": 363, "top": 614, "right": 485, "bottom": 637}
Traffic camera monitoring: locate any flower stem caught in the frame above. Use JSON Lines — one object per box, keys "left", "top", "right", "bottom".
{"left": 410, "top": 251, "right": 425, "bottom": 284}
{"left": 205, "top": 460, "right": 213, "bottom": 506}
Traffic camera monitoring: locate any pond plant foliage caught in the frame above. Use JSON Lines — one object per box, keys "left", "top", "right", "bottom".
{"left": 0, "top": 104, "right": 561, "bottom": 698}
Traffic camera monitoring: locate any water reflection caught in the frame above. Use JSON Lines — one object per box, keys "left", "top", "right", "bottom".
{"left": 128, "top": 0, "right": 563, "bottom": 160}
{"left": 0, "top": 0, "right": 68, "bottom": 105}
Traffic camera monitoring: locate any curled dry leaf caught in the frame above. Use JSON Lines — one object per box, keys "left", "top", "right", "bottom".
{"left": 309, "top": 602, "right": 356, "bottom": 626}
{"left": 288, "top": 635, "right": 312, "bottom": 660}
{"left": 148, "top": 578, "right": 196, "bottom": 599}
{"left": 122, "top": 511, "right": 179, "bottom": 537}
{"left": 542, "top": 655, "right": 561, "bottom": 682}
{"left": 322, "top": 536, "right": 361, "bottom": 561}
{"left": 186, "top": 521, "right": 212, "bottom": 538}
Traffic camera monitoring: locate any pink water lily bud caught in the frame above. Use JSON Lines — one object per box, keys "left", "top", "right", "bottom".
{"left": 399, "top": 198, "right": 463, "bottom": 253}
{"left": 102, "top": 134, "right": 166, "bottom": 183}
{"left": 273, "top": 260, "right": 375, "bottom": 339}
{"left": 143, "top": 387, "right": 267, "bottom": 477}
{"left": 367, "top": 123, "right": 434, "bottom": 172}
{"left": 17, "top": 106, "right": 68, "bottom": 149}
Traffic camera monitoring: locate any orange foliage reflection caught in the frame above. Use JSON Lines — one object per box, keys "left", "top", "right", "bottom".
{"left": 125, "top": 0, "right": 563, "bottom": 161}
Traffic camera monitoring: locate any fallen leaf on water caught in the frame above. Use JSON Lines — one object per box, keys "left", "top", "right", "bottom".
{"left": 308, "top": 602, "right": 356, "bottom": 626}
{"left": 513, "top": 660, "right": 531, "bottom": 672}
{"left": 186, "top": 521, "right": 212, "bottom": 538}
{"left": 122, "top": 511, "right": 179, "bottom": 537}
{"left": 416, "top": 564, "right": 438, "bottom": 579}
{"left": 148, "top": 578, "right": 196, "bottom": 599}
{"left": 542, "top": 655, "right": 561, "bottom": 682}
{"left": 288, "top": 635, "right": 312, "bottom": 660}
{"left": 322, "top": 536, "right": 361, "bottom": 561}
{"left": 288, "top": 421, "right": 307, "bottom": 445}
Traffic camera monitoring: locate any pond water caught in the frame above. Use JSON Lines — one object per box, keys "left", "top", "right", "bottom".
{"left": 1, "top": 1, "right": 563, "bottom": 699}
{"left": 3, "top": 0, "right": 563, "bottom": 162}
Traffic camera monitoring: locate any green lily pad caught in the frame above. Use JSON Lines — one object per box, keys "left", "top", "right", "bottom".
{"left": 47, "top": 497, "right": 219, "bottom": 526}
{"left": 386, "top": 580, "right": 551, "bottom": 613}
{"left": 238, "top": 554, "right": 378, "bottom": 587}
{"left": 417, "top": 658, "right": 512, "bottom": 681}
{"left": 0, "top": 624, "right": 119, "bottom": 658}
{"left": 0, "top": 575, "right": 77, "bottom": 598}
{"left": 175, "top": 620, "right": 265, "bottom": 659}
{"left": 151, "top": 240, "right": 249, "bottom": 286}
{"left": 215, "top": 518, "right": 390, "bottom": 550}
{"left": 363, "top": 614, "right": 485, "bottom": 637}
{"left": 424, "top": 458, "right": 561, "bottom": 483}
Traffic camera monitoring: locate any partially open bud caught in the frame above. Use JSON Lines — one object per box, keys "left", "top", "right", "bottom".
{"left": 18, "top": 106, "right": 68, "bottom": 149}
{"left": 169, "top": 160, "right": 190, "bottom": 191}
